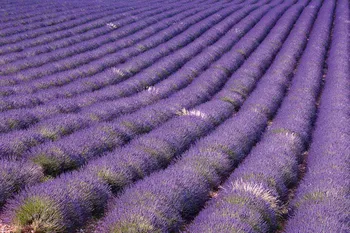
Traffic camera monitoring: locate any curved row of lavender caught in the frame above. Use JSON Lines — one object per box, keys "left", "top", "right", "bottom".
{"left": 0, "top": 0, "right": 348, "bottom": 232}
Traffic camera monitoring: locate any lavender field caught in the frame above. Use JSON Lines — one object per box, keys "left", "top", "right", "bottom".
{"left": 0, "top": 0, "right": 349, "bottom": 232}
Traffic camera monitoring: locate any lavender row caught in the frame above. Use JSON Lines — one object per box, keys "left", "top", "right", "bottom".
{"left": 0, "top": 1, "right": 83, "bottom": 24}
{"left": 0, "top": 0, "right": 209, "bottom": 66}
{"left": 0, "top": 0, "right": 190, "bottom": 25}
{"left": 187, "top": 0, "right": 335, "bottom": 231}
{"left": 0, "top": 2, "right": 259, "bottom": 160}
{"left": 284, "top": 0, "right": 350, "bottom": 231}
{"left": 0, "top": 5, "right": 193, "bottom": 75}
{"left": 0, "top": 159, "right": 43, "bottom": 208}
{"left": 20, "top": 0, "right": 281, "bottom": 176}
{"left": 0, "top": 0, "right": 122, "bottom": 19}
{"left": 0, "top": 3, "right": 246, "bottom": 130}
{"left": 0, "top": 0, "right": 189, "bottom": 32}
{"left": 0, "top": 0, "right": 215, "bottom": 34}
{"left": 0, "top": 0, "right": 283, "bottom": 209}
{"left": 0, "top": 1, "right": 295, "bottom": 231}
{"left": 0, "top": 4, "right": 162, "bottom": 65}
{"left": 0, "top": 0, "right": 193, "bottom": 55}
{"left": 0, "top": 2, "right": 127, "bottom": 38}
{"left": 0, "top": 2, "right": 217, "bottom": 83}
{"left": 0, "top": 1, "right": 226, "bottom": 94}
{"left": 0, "top": 0, "right": 201, "bottom": 45}
{"left": 1, "top": 1, "right": 54, "bottom": 12}
{"left": 0, "top": 1, "right": 106, "bottom": 32}
{"left": 0, "top": 4, "right": 142, "bottom": 47}
{"left": 0, "top": 0, "right": 172, "bottom": 28}
{"left": 0, "top": 2, "right": 172, "bottom": 57}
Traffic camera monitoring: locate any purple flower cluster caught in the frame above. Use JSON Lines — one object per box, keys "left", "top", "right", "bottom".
{"left": 2, "top": 172, "right": 111, "bottom": 233}
{"left": 0, "top": 159, "right": 43, "bottom": 208}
